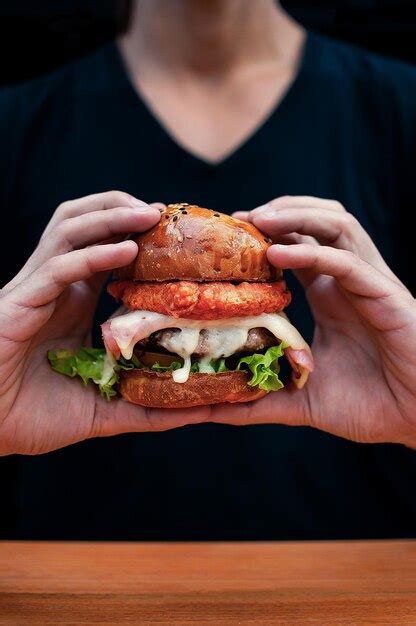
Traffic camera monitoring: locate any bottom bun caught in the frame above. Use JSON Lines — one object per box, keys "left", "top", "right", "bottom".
{"left": 119, "top": 369, "right": 267, "bottom": 408}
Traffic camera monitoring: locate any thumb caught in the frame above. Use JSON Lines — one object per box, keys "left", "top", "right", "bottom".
{"left": 210, "top": 386, "right": 309, "bottom": 427}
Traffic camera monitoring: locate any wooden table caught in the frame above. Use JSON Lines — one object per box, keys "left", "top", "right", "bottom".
{"left": 0, "top": 541, "right": 415, "bottom": 624}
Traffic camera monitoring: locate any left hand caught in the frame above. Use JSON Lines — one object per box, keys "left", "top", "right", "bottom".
{"left": 0, "top": 192, "right": 210, "bottom": 456}
{"left": 211, "top": 196, "right": 416, "bottom": 448}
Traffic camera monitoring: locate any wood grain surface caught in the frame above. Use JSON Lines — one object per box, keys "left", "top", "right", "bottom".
{"left": 0, "top": 540, "right": 415, "bottom": 624}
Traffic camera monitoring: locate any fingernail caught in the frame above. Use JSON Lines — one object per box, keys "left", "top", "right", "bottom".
{"left": 232, "top": 211, "right": 249, "bottom": 219}
{"left": 151, "top": 202, "right": 166, "bottom": 209}
{"left": 133, "top": 202, "right": 158, "bottom": 213}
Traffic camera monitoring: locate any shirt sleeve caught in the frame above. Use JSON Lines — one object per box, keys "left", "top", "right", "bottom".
{"left": 394, "top": 67, "right": 416, "bottom": 296}
{"left": 400, "top": 155, "right": 416, "bottom": 295}
{"left": 369, "top": 54, "right": 416, "bottom": 296}
{"left": 0, "top": 85, "right": 24, "bottom": 286}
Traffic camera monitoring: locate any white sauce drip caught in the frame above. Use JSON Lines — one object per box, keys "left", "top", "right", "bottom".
{"left": 198, "top": 357, "right": 215, "bottom": 374}
{"left": 99, "top": 351, "right": 117, "bottom": 386}
{"left": 162, "top": 328, "right": 200, "bottom": 383}
{"left": 161, "top": 327, "right": 250, "bottom": 380}
{"left": 108, "top": 310, "right": 310, "bottom": 384}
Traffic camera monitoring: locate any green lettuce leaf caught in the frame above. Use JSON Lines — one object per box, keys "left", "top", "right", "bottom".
{"left": 47, "top": 348, "right": 103, "bottom": 382}
{"left": 236, "top": 343, "right": 286, "bottom": 391}
{"left": 209, "top": 357, "right": 228, "bottom": 373}
{"left": 47, "top": 348, "right": 141, "bottom": 401}
{"left": 119, "top": 354, "right": 142, "bottom": 370}
{"left": 151, "top": 361, "right": 202, "bottom": 373}
{"left": 151, "top": 361, "right": 182, "bottom": 372}
{"left": 48, "top": 342, "right": 287, "bottom": 399}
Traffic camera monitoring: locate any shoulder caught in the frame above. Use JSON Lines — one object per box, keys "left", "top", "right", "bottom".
{"left": 312, "top": 33, "right": 416, "bottom": 111}
{"left": 0, "top": 41, "right": 114, "bottom": 133}
{"left": 313, "top": 32, "right": 416, "bottom": 85}
{"left": 0, "top": 42, "right": 115, "bottom": 207}
{"left": 310, "top": 33, "right": 416, "bottom": 156}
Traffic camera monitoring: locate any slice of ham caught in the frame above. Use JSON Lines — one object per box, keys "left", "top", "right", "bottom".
{"left": 285, "top": 347, "right": 314, "bottom": 389}
{"left": 102, "top": 320, "right": 121, "bottom": 360}
{"left": 102, "top": 311, "right": 171, "bottom": 360}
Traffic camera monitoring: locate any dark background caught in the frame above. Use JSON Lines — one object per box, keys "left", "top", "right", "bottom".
{"left": 0, "top": 1, "right": 415, "bottom": 86}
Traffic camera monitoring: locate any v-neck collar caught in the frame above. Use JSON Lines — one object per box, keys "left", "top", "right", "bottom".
{"left": 105, "top": 31, "right": 320, "bottom": 169}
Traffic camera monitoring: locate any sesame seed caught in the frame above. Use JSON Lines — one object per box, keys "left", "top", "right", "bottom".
{"left": 182, "top": 210, "right": 188, "bottom": 214}
{"left": 173, "top": 215, "right": 178, "bottom": 222}
{"left": 169, "top": 202, "right": 189, "bottom": 209}
{"left": 213, "top": 213, "right": 220, "bottom": 217}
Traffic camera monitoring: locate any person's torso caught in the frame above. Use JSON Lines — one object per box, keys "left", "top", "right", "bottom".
{"left": 1, "top": 33, "right": 415, "bottom": 540}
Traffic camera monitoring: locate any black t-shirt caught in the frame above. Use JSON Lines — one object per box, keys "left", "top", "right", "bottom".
{"left": 0, "top": 32, "right": 415, "bottom": 540}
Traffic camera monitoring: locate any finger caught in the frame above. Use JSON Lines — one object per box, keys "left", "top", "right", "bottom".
{"left": 247, "top": 198, "right": 404, "bottom": 287}
{"left": 277, "top": 232, "right": 319, "bottom": 247}
{"left": 251, "top": 196, "right": 346, "bottom": 218}
{"left": 251, "top": 208, "right": 361, "bottom": 245}
{"left": 48, "top": 202, "right": 166, "bottom": 260}
{"left": 251, "top": 207, "right": 399, "bottom": 278}
{"left": 91, "top": 397, "right": 212, "bottom": 437}
{"left": 244, "top": 197, "right": 347, "bottom": 234}
{"left": 2, "top": 242, "right": 138, "bottom": 341}
{"left": 4, "top": 204, "right": 159, "bottom": 294}
{"left": 43, "top": 205, "right": 160, "bottom": 254}
{"left": 42, "top": 190, "right": 147, "bottom": 238}
{"left": 151, "top": 202, "right": 166, "bottom": 212}
{"left": 50, "top": 202, "right": 162, "bottom": 296}
{"left": 23, "top": 241, "right": 138, "bottom": 307}
{"left": 232, "top": 211, "right": 250, "bottom": 221}
{"left": 233, "top": 209, "right": 317, "bottom": 244}
{"left": 231, "top": 210, "right": 318, "bottom": 287}
{"left": 273, "top": 234, "right": 321, "bottom": 288}
{"left": 210, "top": 386, "right": 308, "bottom": 427}
{"left": 267, "top": 243, "right": 412, "bottom": 329}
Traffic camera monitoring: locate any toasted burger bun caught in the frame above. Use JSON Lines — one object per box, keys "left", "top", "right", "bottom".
{"left": 116, "top": 203, "right": 279, "bottom": 282}
{"left": 119, "top": 369, "right": 267, "bottom": 408}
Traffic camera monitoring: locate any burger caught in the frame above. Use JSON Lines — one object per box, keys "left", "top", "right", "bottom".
{"left": 48, "top": 203, "right": 313, "bottom": 407}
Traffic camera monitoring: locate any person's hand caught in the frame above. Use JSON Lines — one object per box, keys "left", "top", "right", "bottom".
{"left": 212, "top": 196, "right": 416, "bottom": 448}
{"left": 0, "top": 191, "right": 209, "bottom": 456}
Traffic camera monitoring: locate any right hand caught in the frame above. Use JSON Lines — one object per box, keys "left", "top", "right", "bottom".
{"left": 213, "top": 196, "right": 416, "bottom": 447}
{"left": 0, "top": 191, "right": 209, "bottom": 456}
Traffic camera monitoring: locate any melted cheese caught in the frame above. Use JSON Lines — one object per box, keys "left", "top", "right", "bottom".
{"left": 107, "top": 310, "right": 311, "bottom": 384}
{"left": 161, "top": 327, "right": 251, "bottom": 381}
{"left": 200, "top": 328, "right": 250, "bottom": 359}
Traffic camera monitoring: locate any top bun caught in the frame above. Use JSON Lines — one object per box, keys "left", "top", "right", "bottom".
{"left": 117, "top": 203, "right": 279, "bottom": 282}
